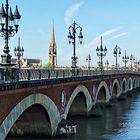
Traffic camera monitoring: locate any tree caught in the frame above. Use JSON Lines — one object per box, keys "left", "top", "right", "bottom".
{"left": 42, "top": 63, "right": 52, "bottom": 69}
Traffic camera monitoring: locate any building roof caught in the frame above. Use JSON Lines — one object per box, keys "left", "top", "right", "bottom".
{"left": 11, "top": 58, "right": 42, "bottom": 64}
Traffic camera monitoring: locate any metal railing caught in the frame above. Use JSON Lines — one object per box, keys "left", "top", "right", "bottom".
{"left": 0, "top": 67, "right": 140, "bottom": 83}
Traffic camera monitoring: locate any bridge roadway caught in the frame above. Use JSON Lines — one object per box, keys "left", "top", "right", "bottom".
{"left": 0, "top": 68, "right": 140, "bottom": 139}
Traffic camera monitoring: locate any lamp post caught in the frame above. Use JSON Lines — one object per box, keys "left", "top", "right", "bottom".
{"left": 113, "top": 45, "right": 121, "bottom": 69}
{"left": 96, "top": 36, "right": 107, "bottom": 72}
{"left": 67, "top": 20, "right": 83, "bottom": 68}
{"left": 105, "top": 60, "right": 109, "bottom": 70}
{"left": 14, "top": 37, "right": 24, "bottom": 69}
{"left": 0, "top": 0, "right": 21, "bottom": 66}
{"left": 138, "top": 60, "right": 140, "bottom": 65}
{"left": 130, "top": 54, "right": 135, "bottom": 70}
{"left": 122, "top": 50, "right": 129, "bottom": 68}
{"left": 86, "top": 54, "right": 91, "bottom": 70}
{"left": 134, "top": 57, "right": 138, "bottom": 65}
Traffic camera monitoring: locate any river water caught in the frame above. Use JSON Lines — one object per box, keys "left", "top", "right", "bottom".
{"left": 6, "top": 92, "right": 140, "bottom": 140}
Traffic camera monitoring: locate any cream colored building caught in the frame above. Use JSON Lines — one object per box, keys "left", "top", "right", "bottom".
{"left": 12, "top": 58, "right": 42, "bottom": 68}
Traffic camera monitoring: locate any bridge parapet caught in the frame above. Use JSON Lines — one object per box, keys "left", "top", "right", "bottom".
{"left": 0, "top": 68, "right": 140, "bottom": 83}
{"left": 0, "top": 71, "right": 139, "bottom": 92}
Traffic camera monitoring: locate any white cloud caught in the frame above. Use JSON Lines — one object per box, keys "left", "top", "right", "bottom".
{"left": 64, "top": 1, "right": 84, "bottom": 27}
{"left": 100, "top": 26, "right": 122, "bottom": 37}
{"left": 77, "top": 27, "right": 123, "bottom": 53}
{"left": 105, "top": 32, "right": 128, "bottom": 43}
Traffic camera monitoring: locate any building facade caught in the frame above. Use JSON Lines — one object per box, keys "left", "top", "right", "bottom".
{"left": 12, "top": 58, "right": 42, "bottom": 68}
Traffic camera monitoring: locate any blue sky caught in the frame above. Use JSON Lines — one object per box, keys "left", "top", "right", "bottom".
{"left": 0, "top": 0, "right": 140, "bottom": 67}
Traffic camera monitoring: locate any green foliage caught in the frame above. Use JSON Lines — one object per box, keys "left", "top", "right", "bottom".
{"left": 42, "top": 63, "right": 52, "bottom": 69}
{"left": 31, "top": 64, "right": 42, "bottom": 69}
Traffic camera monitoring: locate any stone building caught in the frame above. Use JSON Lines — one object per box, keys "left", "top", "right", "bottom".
{"left": 12, "top": 58, "right": 42, "bottom": 68}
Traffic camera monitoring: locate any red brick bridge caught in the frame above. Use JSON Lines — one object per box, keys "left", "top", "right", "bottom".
{"left": 0, "top": 68, "right": 140, "bottom": 139}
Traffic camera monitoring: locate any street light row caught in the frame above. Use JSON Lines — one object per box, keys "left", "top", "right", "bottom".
{"left": 67, "top": 20, "right": 139, "bottom": 71}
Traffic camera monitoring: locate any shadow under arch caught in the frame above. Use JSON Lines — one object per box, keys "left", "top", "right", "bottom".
{"left": 133, "top": 78, "right": 136, "bottom": 88}
{"left": 121, "top": 78, "right": 127, "bottom": 93}
{"left": 136, "top": 78, "right": 139, "bottom": 87}
{"left": 111, "top": 79, "right": 121, "bottom": 97}
{"left": 63, "top": 85, "right": 92, "bottom": 119}
{"left": 10, "top": 104, "right": 52, "bottom": 136}
{"left": 138, "top": 78, "right": 140, "bottom": 87}
{"left": 128, "top": 77, "right": 133, "bottom": 90}
{"left": 95, "top": 81, "right": 111, "bottom": 103}
{"left": 0, "top": 93, "right": 61, "bottom": 140}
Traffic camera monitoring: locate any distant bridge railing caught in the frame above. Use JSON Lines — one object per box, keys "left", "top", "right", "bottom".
{"left": 0, "top": 67, "right": 140, "bottom": 83}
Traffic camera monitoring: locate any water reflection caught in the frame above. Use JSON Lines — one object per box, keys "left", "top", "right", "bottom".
{"left": 6, "top": 93, "right": 140, "bottom": 140}
{"left": 104, "top": 93, "right": 140, "bottom": 140}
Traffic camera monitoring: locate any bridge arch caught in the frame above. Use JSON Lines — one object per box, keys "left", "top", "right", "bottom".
{"left": 63, "top": 85, "right": 92, "bottom": 119}
{"left": 111, "top": 79, "right": 121, "bottom": 97}
{"left": 121, "top": 78, "right": 127, "bottom": 93}
{"left": 128, "top": 77, "right": 133, "bottom": 90}
{"left": 95, "top": 81, "right": 111, "bottom": 103}
{"left": 0, "top": 93, "right": 60, "bottom": 140}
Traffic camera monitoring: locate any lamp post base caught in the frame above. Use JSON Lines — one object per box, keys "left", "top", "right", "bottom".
{"left": 1, "top": 53, "right": 12, "bottom": 66}
{"left": 71, "top": 56, "right": 77, "bottom": 68}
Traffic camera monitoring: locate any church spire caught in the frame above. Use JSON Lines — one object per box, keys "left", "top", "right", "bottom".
{"left": 48, "top": 20, "right": 57, "bottom": 67}
{"left": 51, "top": 20, "right": 55, "bottom": 44}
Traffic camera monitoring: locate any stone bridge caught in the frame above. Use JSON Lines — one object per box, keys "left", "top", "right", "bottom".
{"left": 0, "top": 68, "right": 140, "bottom": 139}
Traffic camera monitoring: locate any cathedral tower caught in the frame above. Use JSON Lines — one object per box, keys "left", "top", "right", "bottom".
{"left": 48, "top": 21, "right": 57, "bottom": 67}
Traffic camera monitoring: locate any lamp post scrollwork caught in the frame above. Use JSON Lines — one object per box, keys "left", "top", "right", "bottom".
{"left": 122, "top": 50, "right": 129, "bottom": 68}
{"left": 96, "top": 36, "right": 107, "bottom": 72}
{"left": 134, "top": 57, "right": 138, "bottom": 65}
{"left": 14, "top": 37, "right": 24, "bottom": 69}
{"left": 67, "top": 20, "right": 83, "bottom": 68}
{"left": 105, "top": 60, "right": 109, "bottom": 70}
{"left": 130, "top": 54, "right": 135, "bottom": 70}
{"left": 113, "top": 45, "right": 121, "bottom": 69}
{"left": 86, "top": 54, "right": 91, "bottom": 70}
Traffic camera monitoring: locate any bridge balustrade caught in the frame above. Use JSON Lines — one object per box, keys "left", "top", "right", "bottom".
{"left": 40, "top": 69, "right": 50, "bottom": 79}
{"left": 0, "top": 68, "right": 5, "bottom": 82}
{"left": 0, "top": 67, "right": 140, "bottom": 83}
{"left": 19, "top": 69, "right": 29, "bottom": 81}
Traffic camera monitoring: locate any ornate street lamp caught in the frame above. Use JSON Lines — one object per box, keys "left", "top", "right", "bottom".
{"left": 130, "top": 54, "right": 135, "bottom": 70}
{"left": 86, "top": 54, "right": 91, "bottom": 70}
{"left": 122, "top": 50, "right": 129, "bottom": 68}
{"left": 0, "top": 0, "right": 21, "bottom": 66}
{"left": 113, "top": 45, "right": 121, "bottom": 69}
{"left": 14, "top": 37, "right": 24, "bottom": 69}
{"left": 138, "top": 60, "right": 140, "bottom": 65}
{"left": 134, "top": 57, "right": 138, "bottom": 65}
{"left": 105, "top": 60, "right": 109, "bottom": 70}
{"left": 68, "top": 20, "right": 83, "bottom": 68}
{"left": 96, "top": 36, "right": 107, "bottom": 72}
